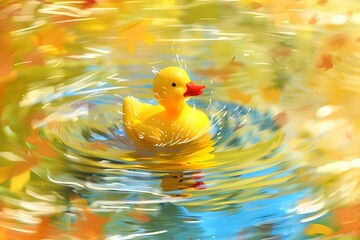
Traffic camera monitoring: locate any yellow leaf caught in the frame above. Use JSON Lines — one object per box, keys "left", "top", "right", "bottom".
{"left": 117, "top": 19, "right": 154, "bottom": 55}
{"left": 228, "top": 88, "right": 252, "bottom": 104}
{"left": 0, "top": 167, "right": 11, "bottom": 184}
{"left": 37, "top": 26, "right": 74, "bottom": 54}
{"left": 261, "top": 86, "right": 281, "bottom": 104}
{"left": 10, "top": 170, "right": 30, "bottom": 192}
{"left": 305, "top": 223, "right": 334, "bottom": 236}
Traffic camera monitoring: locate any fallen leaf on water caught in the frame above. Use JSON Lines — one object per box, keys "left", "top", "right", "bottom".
{"left": 0, "top": 49, "right": 15, "bottom": 78}
{"left": 0, "top": 152, "right": 37, "bottom": 192}
{"left": 325, "top": 33, "right": 349, "bottom": 50}
{"left": 81, "top": 0, "right": 97, "bottom": 9}
{"left": 0, "top": 132, "right": 56, "bottom": 192}
{"left": 317, "top": 0, "right": 328, "bottom": 6}
{"left": 329, "top": 204, "right": 360, "bottom": 237}
{"left": 228, "top": 88, "right": 252, "bottom": 104}
{"left": 0, "top": 216, "right": 61, "bottom": 240}
{"left": 0, "top": 70, "right": 17, "bottom": 85}
{"left": 270, "top": 46, "right": 292, "bottom": 61}
{"left": 88, "top": 141, "right": 108, "bottom": 151}
{"left": 316, "top": 54, "right": 333, "bottom": 71}
{"left": 274, "top": 111, "right": 288, "bottom": 127}
{"left": 9, "top": 170, "right": 30, "bottom": 192}
{"left": 72, "top": 208, "right": 110, "bottom": 240}
{"left": 250, "top": 1, "right": 262, "bottom": 10}
{"left": 69, "top": 196, "right": 110, "bottom": 239}
{"left": 196, "top": 57, "right": 244, "bottom": 83}
{"left": 37, "top": 26, "right": 75, "bottom": 54}
{"left": 229, "top": 56, "right": 245, "bottom": 67}
{"left": 0, "top": 166, "right": 12, "bottom": 184}
{"left": 23, "top": 50, "right": 45, "bottom": 66}
{"left": 261, "top": 86, "right": 281, "bottom": 104}
{"left": 117, "top": 19, "right": 155, "bottom": 55}
{"left": 129, "top": 207, "right": 152, "bottom": 223}
{"left": 0, "top": 69, "right": 17, "bottom": 115}
{"left": 309, "top": 14, "right": 319, "bottom": 25}
{"left": 26, "top": 133, "right": 57, "bottom": 158}
{"left": 345, "top": 130, "right": 352, "bottom": 140}
{"left": 304, "top": 223, "right": 334, "bottom": 236}
{"left": 37, "top": 0, "right": 54, "bottom": 4}
{"left": 32, "top": 217, "right": 60, "bottom": 239}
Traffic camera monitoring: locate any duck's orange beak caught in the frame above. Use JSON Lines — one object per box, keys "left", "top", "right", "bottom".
{"left": 183, "top": 82, "right": 206, "bottom": 97}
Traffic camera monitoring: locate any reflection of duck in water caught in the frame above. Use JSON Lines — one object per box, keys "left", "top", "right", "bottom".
{"left": 161, "top": 172, "right": 206, "bottom": 197}
{"left": 123, "top": 67, "right": 210, "bottom": 146}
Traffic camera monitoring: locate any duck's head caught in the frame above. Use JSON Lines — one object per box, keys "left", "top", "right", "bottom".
{"left": 153, "top": 67, "right": 205, "bottom": 110}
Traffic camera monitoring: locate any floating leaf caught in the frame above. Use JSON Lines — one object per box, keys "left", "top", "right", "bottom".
{"left": 23, "top": 50, "right": 45, "bottom": 66}
{"left": 129, "top": 209, "right": 151, "bottom": 223}
{"left": 274, "top": 111, "right": 288, "bottom": 127}
{"left": 72, "top": 208, "right": 110, "bottom": 240}
{"left": 261, "top": 86, "right": 281, "bottom": 104}
{"left": 0, "top": 166, "right": 11, "bottom": 184}
{"left": 316, "top": 54, "right": 333, "bottom": 71}
{"left": 9, "top": 170, "right": 30, "bottom": 192}
{"left": 228, "top": 88, "right": 252, "bottom": 104}
{"left": 0, "top": 69, "right": 17, "bottom": 114}
{"left": 37, "top": 26, "right": 75, "bottom": 54}
{"left": 0, "top": 156, "right": 35, "bottom": 192}
{"left": 196, "top": 57, "right": 244, "bottom": 83}
{"left": 317, "top": 0, "right": 329, "bottom": 6}
{"left": 309, "top": 14, "right": 319, "bottom": 25}
{"left": 26, "top": 134, "right": 57, "bottom": 158}
{"left": 330, "top": 204, "right": 360, "bottom": 237}
{"left": 0, "top": 216, "right": 61, "bottom": 239}
{"left": 81, "top": 0, "right": 97, "bottom": 9}
{"left": 325, "top": 33, "right": 349, "bottom": 49}
{"left": 270, "top": 46, "right": 292, "bottom": 62}
{"left": 0, "top": 49, "right": 15, "bottom": 78}
{"left": 117, "top": 19, "right": 155, "bottom": 55}
{"left": 32, "top": 217, "right": 61, "bottom": 240}
{"left": 88, "top": 141, "right": 108, "bottom": 150}
{"left": 305, "top": 223, "right": 334, "bottom": 236}
{"left": 0, "top": 70, "right": 17, "bottom": 85}
{"left": 250, "top": 1, "right": 263, "bottom": 10}
{"left": 0, "top": 132, "right": 54, "bottom": 192}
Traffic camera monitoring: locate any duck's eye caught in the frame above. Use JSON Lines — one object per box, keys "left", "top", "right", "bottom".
{"left": 172, "top": 82, "right": 176, "bottom": 87}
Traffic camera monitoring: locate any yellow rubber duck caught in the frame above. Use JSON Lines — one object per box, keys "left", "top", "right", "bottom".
{"left": 123, "top": 66, "right": 210, "bottom": 147}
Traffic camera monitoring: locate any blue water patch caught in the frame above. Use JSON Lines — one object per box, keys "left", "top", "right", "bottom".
{"left": 186, "top": 189, "right": 310, "bottom": 239}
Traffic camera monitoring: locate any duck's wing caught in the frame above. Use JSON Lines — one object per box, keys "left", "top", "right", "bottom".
{"left": 123, "top": 96, "right": 162, "bottom": 145}
{"left": 123, "top": 96, "right": 145, "bottom": 140}
{"left": 132, "top": 119, "right": 162, "bottom": 144}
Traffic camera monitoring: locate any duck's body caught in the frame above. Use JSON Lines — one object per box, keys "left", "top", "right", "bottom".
{"left": 123, "top": 97, "right": 210, "bottom": 146}
{"left": 123, "top": 67, "right": 210, "bottom": 146}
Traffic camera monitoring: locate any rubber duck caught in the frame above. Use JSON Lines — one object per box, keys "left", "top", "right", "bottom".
{"left": 123, "top": 66, "right": 210, "bottom": 146}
